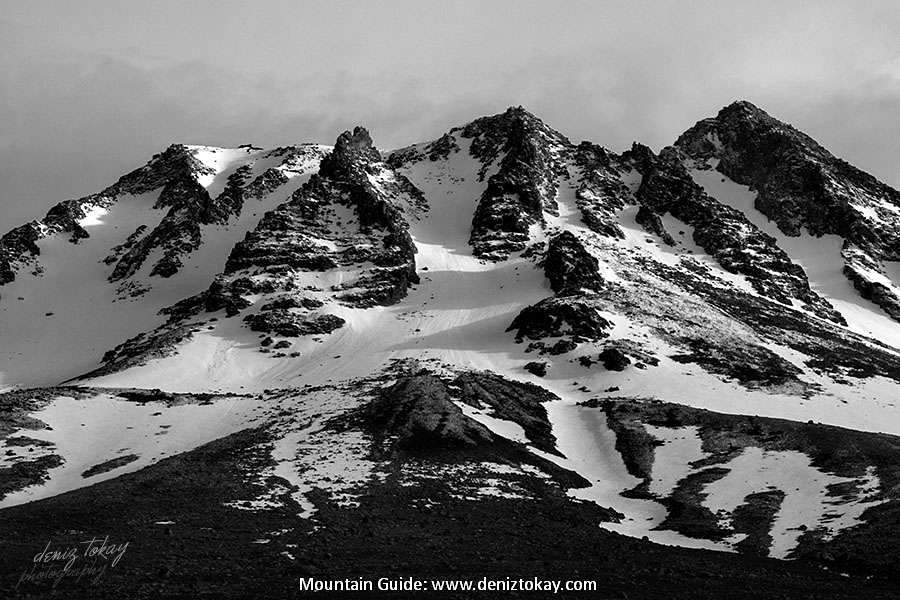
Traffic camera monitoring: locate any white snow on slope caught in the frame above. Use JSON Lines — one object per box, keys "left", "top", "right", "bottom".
{"left": 644, "top": 425, "right": 705, "bottom": 498}
{"left": 69, "top": 138, "right": 900, "bottom": 556}
{"left": 0, "top": 393, "right": 264, "bottom": 508}
{"left": 0, "top": 147, "right": 323, "bottom": 390}
{"left": 700, "top": 446, "right": 883, "bottom": 559}
{"left": 691, "top": 166, "right": 900, "bottom": 350}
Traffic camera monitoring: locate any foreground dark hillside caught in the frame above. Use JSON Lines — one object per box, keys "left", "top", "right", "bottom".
{"left": 2, "top": 425, "right": 897, "bottom": 600}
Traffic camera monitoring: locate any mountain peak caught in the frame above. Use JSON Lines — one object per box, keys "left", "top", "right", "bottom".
{"left": 460, "top": 105, "right": 568, "bottom": 146}
{"left": 319, "top": 126, "right": 382, "bottom": 179}
{"left": 718, "top": 99, "right": 768, "bottom": 118}
{"left": 334, "top": 126, "right": 378, "bottom": 158}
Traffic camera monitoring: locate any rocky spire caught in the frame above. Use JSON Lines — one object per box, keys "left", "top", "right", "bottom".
{"left": 319, "top": 126, "right": 381, "bottom": 179}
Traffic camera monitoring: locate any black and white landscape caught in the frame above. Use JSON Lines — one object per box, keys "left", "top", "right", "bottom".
{"left": 3, "top": 99, "right": 900, "bottom": 598}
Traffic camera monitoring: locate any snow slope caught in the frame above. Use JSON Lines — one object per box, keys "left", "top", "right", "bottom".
{"left": 0, "top": 145, "right": 324, "bottom": 390}
{"left": 691, "top": 166, "right": 900, "bottom": 349}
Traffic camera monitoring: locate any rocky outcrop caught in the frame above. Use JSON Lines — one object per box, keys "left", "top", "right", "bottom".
{"left": 365, "top": 374, "right": 495, "bottom": 451}
{"left": 466, "top": 107, "right": 569, "bottom": 259}
{"left": 508, "top": 297, "right": 611, "bottom": 344}
{"left": 224, "top": 126, "right": 420, "bottom": 308}
{"left": 571, "top": 142, "right": 633, "bottom": 238}
{"left": 524, "top": 361, "right": 548, "bottom": 377}
{"left": 598, "top": 347, "right": 631, "bottom": 371}
{"left": 86, "top": 128, "right": 423, "bottom": 377}
{"left": 508, "top": 229, "right": 612, "bottom": 356}
{"left": 0, "top": 199, "right": 96, "bottom": 284}
{"left": 109, "top": 170, "right": 220, "bottom": 281}
{"left": 243, "top": 311, "right": 345, "bottom": 337}
{"left": 544, "top": 231, "right": 604, "bottom": 295}
{"left": 676, "top": 100, "right": 900, "bottom": 322}
{"left": 0, "top": 145, "right": 216, "bottom": 287}
{"left": 843, "top": 247, "right": 900, "bottom": 321}
{"left": 628, "top": 143, "right": 844, "bottom": 323}
{"left": 634, "top": 205, "right": 676, "bottom": 246}
{"left": 451, "top": 370, "right": 559, "bottom": 453}
{"left": 1, "top": 144, "right": 316, "bottom": 291}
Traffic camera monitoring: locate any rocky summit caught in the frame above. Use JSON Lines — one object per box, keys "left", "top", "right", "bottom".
{"left": 3, "top": 102, "right": 900, "bottom": 598}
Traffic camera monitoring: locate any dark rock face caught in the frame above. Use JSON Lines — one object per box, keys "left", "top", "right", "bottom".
{"left": 544, "top": 231, "right": 604, "bottom": 295}
{"left": 599, "top": 347, "right": 631, "bottom": 371}
{"left": 509, "top": 229, "right": 611, "bottom": 356}
{"left": 452, "top": 370, "right": 559, "bottom": 453}
{"left": 670, "top": 336, "right": 801, "bottom": 387}
{"left": 465, "top": 107, "right": 570, "bottom": 259}
{"left": 571, "top": 142, "right": 633, "bottom": 239}
{"left": 844, "top": 258, "right": 900, "bottom": 321}
{"left": 243, "top": 311, "right": 345, "bottom": 337}
{"left": 524, "top": 361, "right": 548, "bottom": 377}
{"left": 676, "top": 100, "right": 900, "bottom": 322}
{"left": 0, "top": 198, "right": 100, "bottom": 285}
{"left": 0, "top": 145, "right": 211, "bottom": 286}
{"left": 676, "top": 101, "right": 900, "bottom": 250}
{"left": 635, "top": 205, "right": 676, "bottom": 246}
{"left": 628, "top": 143, "right": 844, "bottom": 324}
{"left": 654, "top": 255, "right": 900, "bottom": 383}
{"left": 365, "top": 374, "right": 496, "bottom": 451}
{"left": 353, "top": 365, "right": 569, "bottom": 468}
{"left": 81, "top": 454, "right": 140, "bottom": 478}
{"left": 225, "top": 127, "right": 420, "bottom": 308}
{"left": 732, "top": 490, "right": 786, "bottom": 557}
{"left": 507, "top": 297, "right": 611, "bottom": 342}
{"left": 388, "top": 109, "right": 632, "bottom": 259}
{"left": 319, "top": 126, "right": 382, "bottom": 179}
{"left": 0, "top": 454, "right": 64, "bottom": 501}
{"left": 110, "top": 171, "right": 220, "bottom": 281}
{"left": 0, "top": 143, "right": 321, "bottom": 290}
{"left": 88, "top": 128, "right": 423, "bottom": 376}
{"left": 259, "top": 296, "right": 323, "bottom": 312}
{"left": 386, "top": 133, "right": 461, "bottom": 168}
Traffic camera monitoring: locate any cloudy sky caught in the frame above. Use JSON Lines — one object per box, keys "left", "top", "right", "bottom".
{"left": 2, "top": 0, "right": 898, "bottom": 225}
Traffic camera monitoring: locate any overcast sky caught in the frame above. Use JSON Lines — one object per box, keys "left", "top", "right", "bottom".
{"left": 2, "top": 0, "right": 898, "bottom": 225}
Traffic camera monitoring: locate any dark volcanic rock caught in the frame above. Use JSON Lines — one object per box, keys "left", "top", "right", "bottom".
{"left": 466, "top": 107, "right": 570, "bottom": 259}
{"left": 676, "top": 101, "right": 900, "bottom": 251}
{"left": 659, "top": 467, "right": 733, "bottom": 540}
{"left": 87, "top": 129, "right": 422, "bottom": 378}
{"left": 544, "top": 231, "right": 604, "bottom": 295}
{"left": 243, "top": 311, "right": 345, "bottom": 337}
{"left": 524, "top": 361, "right": 548, "bottom": 377}
{"left": 366, "top": 374, "right": 496, "bottom": 451}
{"left": 635, "top": 205, "right": 676, "bottom": 245}
{"left": 599, "top": 347, "right": 631, "bottom": 371}
{"left": 732, "top": 490, "right": 786, "bottom": 557}
{"left": 676, "top": 100, "right": 900, "bottom": 322}
{"left": 653, "top": 259, "right": 900, "bottom": 383}
{"left": 452, "top": 370, "right": 560, "bottom": 453}
{"left": 81, "top": 454, "right": 140, "bottom": 478}
{"left": 259, "top": 296, "right": 324, "bottom": 311}
{"left": 670, "top": 336, "right": 801, "bottom": 387}
{"left": 319, "top": 126, "right": 382, "bottom": 180}
{"left": 508, "top": 297, "right": 612, "bottom": 342}
{"left": 224, "top": 128, "right": 420, "bottom": 307}
{"left": 629, "top": 143, "right": 844, "bottom": 323}
{"left": 571, "top": 142, "right": 632, "bottom": 238}
{"left": 0, "top": 454, "right": 64, "bottom": 501}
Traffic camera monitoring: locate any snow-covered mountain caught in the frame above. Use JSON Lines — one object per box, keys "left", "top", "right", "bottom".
{"left": 3, "top": 102, "right": 900, "bottom": 598}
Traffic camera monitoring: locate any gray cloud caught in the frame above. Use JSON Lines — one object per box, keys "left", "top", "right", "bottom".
{"left": 2, "top": 1, "right": 899, "bottom": 226}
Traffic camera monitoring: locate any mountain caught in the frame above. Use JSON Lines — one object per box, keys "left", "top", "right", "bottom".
{"left": 2, "top": 102, "right": 900, "bottom": 598}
